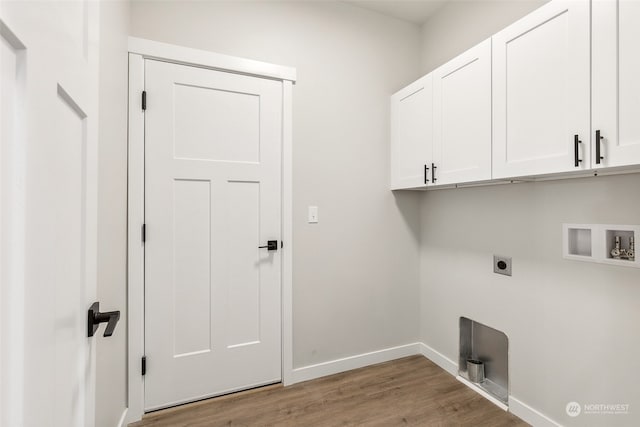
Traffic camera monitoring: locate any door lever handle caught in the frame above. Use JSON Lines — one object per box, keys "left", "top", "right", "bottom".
{"left": 88, "top": 302, "right": 121, "bottom": 337}
{"left": 258, "top": 240, "right": 278, "bottom": 251}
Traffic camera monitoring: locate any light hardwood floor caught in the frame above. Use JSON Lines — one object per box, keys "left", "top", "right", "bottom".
{"left": 131, "top": 355, "right": 528, "bottom": 426}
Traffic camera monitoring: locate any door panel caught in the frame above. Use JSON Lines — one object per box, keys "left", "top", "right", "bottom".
{"left": 592, "top": 0, "right": 640, "bottom": 167}
{"left": 173, "top": 83, "right": 260, "bottom": 162}
{"left": 172, "top": 179, "right": 212, "bottom": 357}
{"left": 619, "top": 1, "right": 640, "bottom": 150}
{"left": 506, "top": 14, "right": 568, "bottom": 162}
{"left": 1, "top": 1, "right": 99, "bottom": 426}
{"left": 390, "top": 75, "right": 433, "bottom": 189}
{"left": 54, "top": 86, "right": 88, "bottom": 427}
{"left": 144, "top": 60, "right": 282, "bottom": 410}
{"left": 492, "top": 0, "right": 590, "bottom": 178}
{"left": 226, "top": 181, "right": 261, "bottom": 348}
{"left": 0, "top": 21, "right": 25, "bottom": 427}
{"left": 433, "top": 39, "right": 491, "bottom": 185}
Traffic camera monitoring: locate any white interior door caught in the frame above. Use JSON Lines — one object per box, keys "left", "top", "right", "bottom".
{"left": 390, "top": 74, "right": 433, "bottom": 190}
{"left": 433, "top": 39, "right": 491, "bottom": 185}
{"left": 592, "top": 0, "right": 640, "bottom": 168}
{"left": 144, "top": 60, "right": 283, "bottom": 410}
{"left": 492, "top": 0, "right": 590, "bottom": 179}
{"left": 1, "top": 2, "right": 99, "bottom": 426}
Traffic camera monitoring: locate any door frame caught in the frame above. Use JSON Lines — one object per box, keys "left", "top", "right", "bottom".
{"left": 126, "top": 37, "right": 296, "bottom": 424}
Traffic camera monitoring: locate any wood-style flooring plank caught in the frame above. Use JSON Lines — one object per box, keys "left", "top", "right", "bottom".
{"left": 130, "top": 356, "right": 529, "bottom": 427}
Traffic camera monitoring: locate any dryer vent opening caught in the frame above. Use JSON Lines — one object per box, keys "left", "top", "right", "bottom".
{"left": 459, "top": 317, "right": 509, "bottom": 405}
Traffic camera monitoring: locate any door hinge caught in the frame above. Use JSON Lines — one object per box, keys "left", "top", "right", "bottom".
{"left": 142, "top": 224, "right": 146, "bottom": 243}
{"left": 142, "top": 356, "right": 146, "bottom": 376}
{"left": 142, "top": 91, "right": 147, "bottom": 111}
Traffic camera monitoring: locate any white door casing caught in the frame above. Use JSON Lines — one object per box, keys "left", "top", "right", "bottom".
{"left": 390, "top": 74, "right": 433, "bottom": 190}
{"left": 492, "top": 0, "right": 590, "bottom": 179}
{"left": 144, "top": 59, "right": 283, "bottom": 410}
{"left": 592, "top": 0, "right": 640, "bottom": 168}
{"left": 0, "top": 2, "right": 99, "bottom": 427}
{"left": 433, "top": 38, "right": 492, "bottom": 185}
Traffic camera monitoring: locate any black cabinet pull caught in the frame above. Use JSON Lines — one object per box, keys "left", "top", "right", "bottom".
{"left": 259, "top": 240, "right": 278, "bottom": 251}
{"left": 595, "top": 130, "right": 604, "bottom": 164}
{"left": 574, "top": 134, "right": 582, "bottom": 167}
{"left": 88, "top": 302, "right": 120, "bottom": 337}
{"left": 431, "top": 163, "right": 437, "bottom": 183}
{"left": 424, "top": 164, "right": 429, "bottom": 184}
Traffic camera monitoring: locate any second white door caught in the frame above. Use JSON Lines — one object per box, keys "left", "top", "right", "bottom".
{"left": 144, "top": 60, "right": 283, "bottom": 410}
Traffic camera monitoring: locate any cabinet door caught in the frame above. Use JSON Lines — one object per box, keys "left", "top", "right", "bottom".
{"left": 433, "top": 39, "right": 491, "bottom": 185}
{"left": 390, "top": 74, "right": 433, "bottom": 189}
{"left": 492, "top": 0, "right": 590, "bottom": 179}
{"left": 592, "top": 0, "right": 640, "bottom": 167}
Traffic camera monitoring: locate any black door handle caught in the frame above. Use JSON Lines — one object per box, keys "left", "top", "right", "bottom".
{"left": 431, "top": 163, "right": 437, "bottom": 183}
{"left": 574, "top": 134, "right": 582, "bottom": 167}
{"left": 258, "top": 240, "right": 278, "bottom": 251}
{"left": 88, "top": 302, "right": 120, "bottom": 337}
{"left": 595, "top": 130, "right": 604, "bottom": 164}
{"left": 424, "top": 164, "right": 429, "bottom": 184}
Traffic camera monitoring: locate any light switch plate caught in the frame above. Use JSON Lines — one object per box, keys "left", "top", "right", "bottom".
{"left": 308, "top": 206, "right": 318, "bottom": 223}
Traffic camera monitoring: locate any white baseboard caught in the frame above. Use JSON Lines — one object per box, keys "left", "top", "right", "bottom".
{"left": 290, "top": 342, "right": 422, "bottom": 384}
{"left": 117, "top": 408, "right": 128, "bottom": 427}
{"left": 509, "top": 396, "right": 561, "bottom": 427}
{"left": 456, "top": 376, "right": 508, "bottom": 411}
{"left": 418, "top": 342, "right": 458, "bottom": 376}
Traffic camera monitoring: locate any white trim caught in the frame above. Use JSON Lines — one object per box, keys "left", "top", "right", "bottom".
{"left": 128, "top": 37, "right": 296, "bottom": 82}
{"left": 509, "top": 396, "right": 562, "bottom": 427}
{"left": 281, "top": 81, "right": 294, "bottom": 386}
{"left": 125, "top": 53, "right": 146, "bottom": 425}
{"left": 117, "top": 408, "right": 128, "bottom": 427}
{"left": 456, "top": 376, "right": 508, "bottom": 411}
{"left": 290, "top": 343, "right": 422, "bottom": 384}
{"left": 125, "top": 45, "right": 296, "bottom": 424}
{"left": 418, "top": 342, "right": 458, "bottom": 376}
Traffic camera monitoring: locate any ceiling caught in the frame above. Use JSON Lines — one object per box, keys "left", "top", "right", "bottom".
{"left": 344, "top": 0, "right": 450, "bottom": 25}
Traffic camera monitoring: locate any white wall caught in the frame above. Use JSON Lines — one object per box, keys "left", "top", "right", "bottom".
{"left": 129, "top": 1, "right": 423, "bottom": 368}
{"left": 420, "top": 0, "right": 547, "bottom": 74}
{"left": 420, "top": 176, "right": 640, "bottom": 427}
{"left": 419, "top": 2, "right": 640, "bottom": 426}
{"left": 96, "top": 1, "right": 130, "bottom": 426}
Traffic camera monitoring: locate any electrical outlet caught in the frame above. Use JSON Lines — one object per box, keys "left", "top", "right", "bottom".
{"left": 493, "top": 255, "right": 512, "bottom": 276}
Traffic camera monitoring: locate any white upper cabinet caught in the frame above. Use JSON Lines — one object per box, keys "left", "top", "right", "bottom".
{"left": 390, "top": 74, "right": 433, "bottom": 189}
{"left": 492, "top": 0, "right": 591, "bottom": 179}
{"left": 433, "top": 39, "right": 492, "bottom": 185}
{"left": 390, "top": 0, "right": 640, "bottom": 191}
{"left": 592, "top": 0, "right": 640, "bottom": 168}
